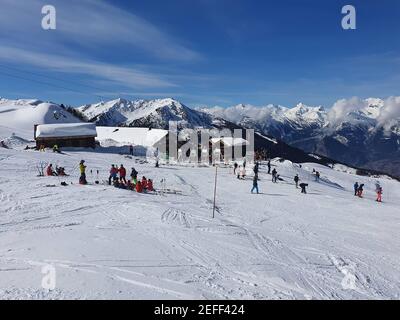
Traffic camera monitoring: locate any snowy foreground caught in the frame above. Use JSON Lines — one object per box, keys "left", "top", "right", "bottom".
{"left": 0, "top": 147, "right": 399, "bottom": 300}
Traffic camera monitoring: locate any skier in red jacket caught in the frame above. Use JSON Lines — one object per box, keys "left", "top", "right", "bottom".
{"left": 141, "top": 176, "right": 148, "bottom": 191}
{"left": 46, "top": 164, "right": 55, "bottom": 176}
{"left": 147, "top": 179, "right": 154, "bottom": 192}
{"left": 136, "top": 180, "right": 143, "bottom": 193}
{"left": 118, "top": 164, "right": 127, "bottom": 184}
{"left": 108, "top": 165, "right": 118, "bottom": 185}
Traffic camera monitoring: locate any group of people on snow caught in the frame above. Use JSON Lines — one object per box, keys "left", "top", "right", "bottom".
{"left": 114, "top": 175, "right": 154, "bottom": 193}
{"left": 45, "top": 158, "right": 157, "bottom": 193}
{"left": 354, "top": 181, "right": 383, "bottom": 202}
{"left": 46, "top": 163, "right": 67, "bottom": 177}
{"left": 44, "top": 155, "right": 385, "bottom": 203}
{"left": 108, "top": 164, "right": 154, "bottom": 193}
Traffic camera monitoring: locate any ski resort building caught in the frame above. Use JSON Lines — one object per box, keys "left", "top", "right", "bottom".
{"left": 34, "top": 123, "right": 97, "bottom": 148}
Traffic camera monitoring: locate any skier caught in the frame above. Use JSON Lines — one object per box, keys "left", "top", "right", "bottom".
{"left": 354, "top": 182, "right": 359, "bottom": 196}
{"left": 130, "top": 167, "right": 138, "bottom": 185}
{"left": 375, "top": 182, "right": 383, "bottom": 202}
{"left": 315, "top": 171, "right": 320, "bottom": 182}
{"left": 376, "top": 186, "right": 383, "bottom": 203}
{"left": 46, "top": 164, "right": 56, "bottom": 176}
{"left": 119, "top": 164, "right": 127, "bottom": 184}
{"left": 294, "top": 174, "right": 300, "bottom": 188}
{"left": 141, "top": 176, "right": 148, "bottom": 191}
{"left": 357, "top": 184, "right": 364, "bottom": 198}
{"left": 300, "top": 183, "right": 308, "bottom": 194}
{"left": 79, "top": 160, "right": 87, "bottom": 185}
{"left": 136, "top": 180, "right": 143, "bottom": 193}
{"left": 233, "top": 162, "right": 238, "bottom": 175}
{"left": 251, "top": 175, "right": 259, "bottom": 194}
{"left": 271, "top": 168, "right": 277, "bottom": 183}
{"left": 147, "top": 179, "right": 154, "bottom": 192}
{"left": 253, "top": 162, "right": 259, "bottom": 176}
{"left": 267, "top": 160, "right": 271, "bottom": 174}
{"left": 129, "top": 145, "right": 134, "bottom": 156}
{"left": 108, "top": 165, "right": 118, "bottom": 185}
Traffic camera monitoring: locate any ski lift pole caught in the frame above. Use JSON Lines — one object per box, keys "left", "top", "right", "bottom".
{"left": 212, "top": 165, "right": 218, "bottom": 219}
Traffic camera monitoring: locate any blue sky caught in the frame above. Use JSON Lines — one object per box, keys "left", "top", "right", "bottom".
{"left": 0, "top": 0, "right": 399, "bottom": 108}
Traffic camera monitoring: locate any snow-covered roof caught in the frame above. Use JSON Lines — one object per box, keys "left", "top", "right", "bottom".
{"left": 210, "top": 137, "right": 249, "bottom": 147}
{"left": 96, "top": 126, "right": 168, "bottom": 147}
{"left": 36, "top": 123, "right": 97, "bottom": 139}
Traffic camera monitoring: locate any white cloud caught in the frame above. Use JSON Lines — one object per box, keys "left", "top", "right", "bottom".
{"left": 377, "top": 96, "right": 400, "bottom": 131}
{"left": 0, "top": 0, "right": 200, "bottom": 62}
{"left": 0, "top": 45, "right": 176, "bottom": 89}
{"left": 200, "top": 103, "right": 285, "bottom": 124}
{"left": 327, "top": 97, "right": 369, "bottom": 125}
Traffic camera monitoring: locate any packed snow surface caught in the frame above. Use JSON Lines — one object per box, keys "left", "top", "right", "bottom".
{"left": 0, "top": 146, "right": 399, "bottom": 299}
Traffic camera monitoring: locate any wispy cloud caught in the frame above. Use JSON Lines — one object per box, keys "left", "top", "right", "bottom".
{"left": 0, "top": 45, "right": 176, "bottom": 89}
{"left": 0, "top": 0, "right": 200, "bottom": 62}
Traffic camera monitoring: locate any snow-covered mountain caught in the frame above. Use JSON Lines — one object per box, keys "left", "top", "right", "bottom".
{"left": 199, "top": 103, "right": 328, "bottom": 144}
{"left": 75, "top": 98, "right": 347, "bottom": 166}
{"left": 77, "top": 98, "right": 232, "bottom": 130}
{"left": 1, "top": 96, "right": 398, "bottom": 177}
{"left": 0, "top": 98, "right": 82, "bottom": 141}
{"left": 0, "top": 97, "right": 343, "bottom": 169}
{"left": 200, "top": 97, "right": 400, "bottom": 177}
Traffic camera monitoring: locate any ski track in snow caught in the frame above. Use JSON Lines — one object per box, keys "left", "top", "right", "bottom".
{"left": 0, "top": 147, "right": 400, "bottom": 299}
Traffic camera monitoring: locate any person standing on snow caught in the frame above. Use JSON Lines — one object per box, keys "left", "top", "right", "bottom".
{"left": 299, "top": 183, "right": 308, "bottom": 194}
{"left": 267, "top": 160, "right": 271, "bottom": 174}
{"left": 375, "top": 182, "right": 383, "bottom": 202}
{"left": 119, "top": 164, "right": 127, "bottom": 184}
{"left": 130, "top": 167, "right": 138, "bottom": 185}
{"left": 79, "top": 160, "right": 87, "bottom": 185}
{"left": 251, "top": 175, "right": 259, "bottom": 194}
{"left": 271, "top": 168, "right": 277, "bottom": 183}
{"left": 354, "top": 182, "right": 359, "bottom": 196}
{"left": 357, "top": 184, "right": 364, "bottom": 198}
{"left": 234, "top": 162, "right": 238, "bottom": 175}
{"left": 294, "top": 174, "right": 300, "bottom": 188}
{"left": 253, "top": 162, "right": 259, "bottom": 176}
{"left": 315, "top": 171, "right": 320, "bottom": 182}
{"left": 129, "top": 145, "right": 134, "bottom": 156}
{"left": 376, "top": 186, "right": 383, "bottom": 203}
{"left": 108, "top": 165, "right": 118, "bottom": 185}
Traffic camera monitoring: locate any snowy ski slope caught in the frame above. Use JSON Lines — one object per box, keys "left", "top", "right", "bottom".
{"left": 0, "top": 146, "right": 399, "bottom": 299}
